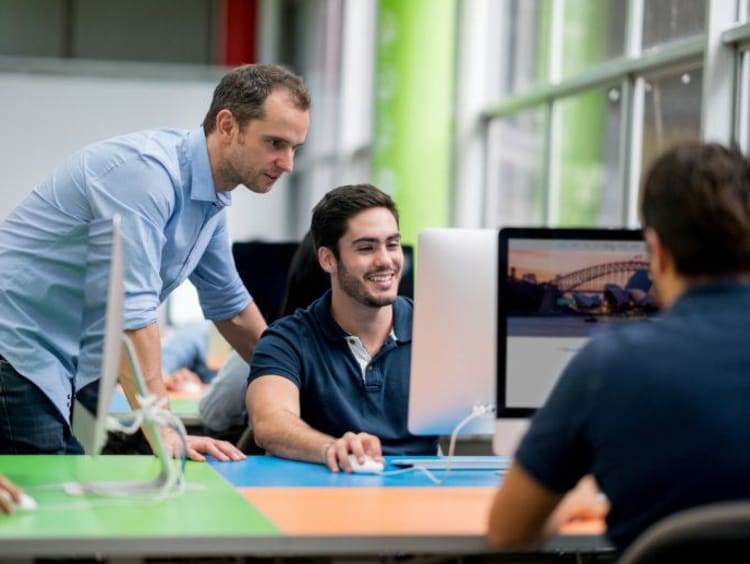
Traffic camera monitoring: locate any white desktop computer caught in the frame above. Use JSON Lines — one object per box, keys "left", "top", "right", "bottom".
{"left": 408, "top": 228, "right": 498, "bottom": 442}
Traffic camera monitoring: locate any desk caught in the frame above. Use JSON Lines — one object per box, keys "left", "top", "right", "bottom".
{"left": 0, "top": 455, "right": 610, "bottom": 561}
{"left": 210, "top": 455, "right": 610, "bottom": 556}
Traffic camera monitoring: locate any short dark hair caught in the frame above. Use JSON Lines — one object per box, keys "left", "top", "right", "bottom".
{"left": 311, "top": 184, "right": 399, "bottom": 258}
{"left": 640, "top": 142, "right": 750, "bottom": 276}
{"left": 202, "top": 64, "right": 310, "bottom": 134}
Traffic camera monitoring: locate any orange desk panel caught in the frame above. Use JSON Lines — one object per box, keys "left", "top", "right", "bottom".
{"left": 240, "top": 487, "right": 495, "bottom": 535}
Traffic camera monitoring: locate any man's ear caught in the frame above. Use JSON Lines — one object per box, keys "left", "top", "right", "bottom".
{"left": 644, "top": 227, "right": 672, "bottom": 279}
{"left": 214, "top": 109, "right": 238, "bottom": 142}
{"left": 318, "top": 246, "right": 337, "bottom": 275}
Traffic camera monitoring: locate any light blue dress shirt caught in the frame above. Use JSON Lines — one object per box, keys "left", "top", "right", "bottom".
{"left": 0, "top": 127, "right": 251, "bottom": 424}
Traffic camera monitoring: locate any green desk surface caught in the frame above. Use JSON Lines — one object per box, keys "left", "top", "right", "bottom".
{"left": 0, "top": 455, "right": 279, "bottom": 538}
{"left": 169, "top": 398, "right": 199, "bottom": 416}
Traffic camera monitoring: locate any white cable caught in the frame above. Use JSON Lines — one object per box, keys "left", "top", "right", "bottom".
{"left": 106, "top": 393, "right": 188, "bottom": 499}
{"left": 377, "top": 466, "right": 442, "bottom": 485}
{"left": 445, "top": 403, "right": 496, "bottom": 473}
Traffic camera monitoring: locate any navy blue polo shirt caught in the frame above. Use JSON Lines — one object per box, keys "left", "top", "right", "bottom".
{"left": 515, "top": 281, "right": 750, "bottom": 552}
{"left": 249, "top": 291, "right": 438, "bottom": 455}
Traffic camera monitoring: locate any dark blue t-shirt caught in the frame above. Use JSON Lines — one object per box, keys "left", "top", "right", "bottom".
{"left": 515, "top": 281, "right": 750, "bottom": 552}
{"left": 249, "top": 291, "right": 438, "bottom": 455}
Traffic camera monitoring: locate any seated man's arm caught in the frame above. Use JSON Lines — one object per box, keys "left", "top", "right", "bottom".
{"left": 487, "top": 463, "right": 607, "bottom": 549}
{"left": 247, "top": 375, "right": 382, "bottom": 472}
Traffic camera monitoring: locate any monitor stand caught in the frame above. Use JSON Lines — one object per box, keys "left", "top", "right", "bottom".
{"left": 65, "top": 335, "right": 183, "bottom": 497}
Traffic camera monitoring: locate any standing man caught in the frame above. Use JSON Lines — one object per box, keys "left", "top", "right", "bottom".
{"left": 487, "top": 143, "right": 750, "bottom": 553}
{"left": 0, "top": 64, "right": 310, "bottom": 460}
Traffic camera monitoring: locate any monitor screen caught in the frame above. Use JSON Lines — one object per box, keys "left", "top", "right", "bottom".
{"left": 494, "top": 227, "right": 655, "bottom": 453}
{"left": 408, "top": 228, "right": 498, "bottom": 436}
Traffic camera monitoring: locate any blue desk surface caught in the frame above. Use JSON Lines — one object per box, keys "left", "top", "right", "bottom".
{"left": 210, "top": 455, "right": 505, "bottom": 488}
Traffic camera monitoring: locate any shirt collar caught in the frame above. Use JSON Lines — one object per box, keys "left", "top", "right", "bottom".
{"left": 187, "top": 127, "right": 232, "bottom": 207}
{"left": 312, "top": 290, "right": 412, "bottom": 344}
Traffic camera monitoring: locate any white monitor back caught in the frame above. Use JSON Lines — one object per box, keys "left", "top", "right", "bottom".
{"left": 408, "top": 228, "right": 497, "bottom": 436}
{"left": 73, "top": 215, "right": 124, "bottom": 455}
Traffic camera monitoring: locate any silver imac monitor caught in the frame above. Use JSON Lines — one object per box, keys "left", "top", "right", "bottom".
{"left": 493, "top": 227, "right": 656, "bottom": 455}
{"left": 71, "top": 215, "right": 180, "bottom": 496}
{"left": 408, "top": 228, "right": 498, "bottom": 437}
{"left": 73, "top": 215, "right": 125, "bottom": 455}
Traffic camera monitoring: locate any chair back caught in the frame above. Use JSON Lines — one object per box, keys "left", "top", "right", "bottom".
{"left": 619, "top": 501, "right": 750, "bottom": 564}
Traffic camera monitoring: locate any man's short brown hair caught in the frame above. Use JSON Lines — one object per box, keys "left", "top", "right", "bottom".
{"left": 202, "top": 64, "right": 310, "bottom": 134}
{"left": 640, "top": 142, "right": 750, "bottom": 276}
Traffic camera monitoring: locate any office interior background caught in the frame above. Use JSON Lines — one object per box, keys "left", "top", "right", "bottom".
{"left": 0, "top": 0, "right": 744, "bottom": 320}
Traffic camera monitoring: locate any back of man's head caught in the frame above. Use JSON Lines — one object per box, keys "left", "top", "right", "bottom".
{"left": 203, "top": 63, "right": 310, "bottom": 134}
{"left": 641, "top": 142, "right": 750, "bottom": 277}
{"left": 311, "top": 184, "right": 399, "bottom": 259}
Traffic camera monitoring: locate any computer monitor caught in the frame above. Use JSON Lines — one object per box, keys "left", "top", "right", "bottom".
{"left": 408, "top": 228, "right": 498, "bottom": 436}
{"left": 493, "top": 227, "right": 655, "bottom": 455}
{"left": 71, "top": 215, "right": 180, "bottom": 496}
{"left": 73, "top": 215, "right": 125, "bottom": 456}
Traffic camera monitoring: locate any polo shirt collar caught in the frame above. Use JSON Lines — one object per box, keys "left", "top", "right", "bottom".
{"left": 187, "top": 127, "right": 232, "bottom": 207}
{"left": 312, "top": 290, "right": 412, "bottom": 343}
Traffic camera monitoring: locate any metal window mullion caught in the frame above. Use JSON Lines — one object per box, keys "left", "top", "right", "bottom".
{"left": 545, "top": 100, "right": 561, "bottom": 227}
{"left": 626, "top": 76, "right": 646, "bottom": 227}
{"left": 702, "top": 0, "right": 739, "bottom": 143}
{"left": 737, "top": 51, "right": 750, "bottom": 153}
{"left": 619, "top": 0, "right": 643, "bottom": 228}
{"left": 543, "top": 0, "right": 565, "bottom": 227}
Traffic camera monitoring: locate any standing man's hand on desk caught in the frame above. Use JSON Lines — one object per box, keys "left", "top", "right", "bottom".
{"left": 124, "top": 324, "right": 246, "bottom": 463}
{"left": 247, "top": 375, "right": 383, "bottom": 472}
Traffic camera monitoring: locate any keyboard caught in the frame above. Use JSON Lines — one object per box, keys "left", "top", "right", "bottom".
{"left": 390, "top": 456, "right": 511, "bottom": 471}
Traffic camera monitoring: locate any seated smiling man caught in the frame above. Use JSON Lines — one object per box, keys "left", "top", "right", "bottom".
{"left": 246, "top": 184, "right": 438, "bottom": 472}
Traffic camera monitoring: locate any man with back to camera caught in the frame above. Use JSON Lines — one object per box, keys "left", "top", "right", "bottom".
{"left": 0, "top": 64, "right": 310, "bottom": 461}
{"left": 246, "top": 184, "right": 438, "bottom": 472}
{"left": 487, "top": 142, "right": 750, "bottom": 553}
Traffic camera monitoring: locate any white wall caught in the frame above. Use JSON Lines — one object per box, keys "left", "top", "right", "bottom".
{"left": 0, "top": 70, "right": 291, "bottom": 242}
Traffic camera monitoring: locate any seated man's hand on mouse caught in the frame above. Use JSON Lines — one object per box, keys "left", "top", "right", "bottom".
{"left": 322, "top": 431, "right": 384, "bottom": 473}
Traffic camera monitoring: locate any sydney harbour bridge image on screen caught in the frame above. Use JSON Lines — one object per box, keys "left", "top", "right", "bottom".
{"left": 506, "top": 258, "right": 658, "bottom": 338}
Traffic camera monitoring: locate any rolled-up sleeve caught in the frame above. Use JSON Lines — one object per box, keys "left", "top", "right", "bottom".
{"left": 189, "top": 214, "right": 251, "bottom": 321}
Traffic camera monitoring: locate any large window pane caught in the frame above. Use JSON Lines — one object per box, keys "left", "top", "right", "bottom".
{"left": 642, "top": 0, "right": 706, "bottom": 49}
{"left": 499, "top": 0, "right": 551, "bottom": 95}
{"left": 560, "top": 0, "right": 627, "bottom": 79}
{"left": 642, "top": 66, "right": 703, "bottom": 171}
{"left": 487, "top": 107, "right": 547, "bottom": 227}
{"left": 553, "top": 86, "right": 623, "bottom": 227}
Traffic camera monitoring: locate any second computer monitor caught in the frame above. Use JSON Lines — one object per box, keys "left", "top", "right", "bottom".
{"left": 493, "top": 227, "right": 655, "bottom": 455}
{"left": 408, "top": 228, "right": 498, "bottom": 436}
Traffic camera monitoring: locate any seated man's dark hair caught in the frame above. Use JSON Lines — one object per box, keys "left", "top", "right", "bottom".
{"left": 640, "top": 142, "right": 750, "bottom": 277}
{"left": 203, "top": 63, "right": 311, "bottom": 134}
{"left": 311, "top": 184, "right": 399, "bottom": 259}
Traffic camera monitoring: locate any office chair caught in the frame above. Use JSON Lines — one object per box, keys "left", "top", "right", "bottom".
{"left": 618, "top": 500, "right": 750, "bottom": 564}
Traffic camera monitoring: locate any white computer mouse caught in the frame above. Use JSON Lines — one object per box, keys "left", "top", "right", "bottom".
{"left": 16, "top": 492, "right": 37, "bottom": 511}
{"left": 347, "top": 454, "right": 384, "bottom": 474}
